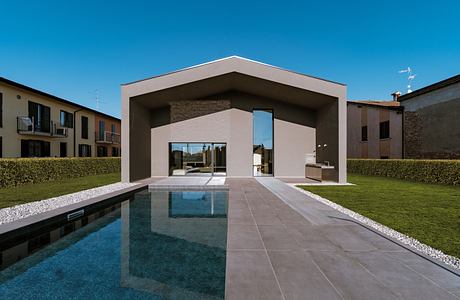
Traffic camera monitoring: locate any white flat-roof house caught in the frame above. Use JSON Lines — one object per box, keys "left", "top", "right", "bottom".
{"left": 121, "top": 56, "right": 347, "bottom": 183}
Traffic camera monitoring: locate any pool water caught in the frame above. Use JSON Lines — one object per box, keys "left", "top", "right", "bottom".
{"left": 0, "top": 189, "right": 228, "bottom": 299}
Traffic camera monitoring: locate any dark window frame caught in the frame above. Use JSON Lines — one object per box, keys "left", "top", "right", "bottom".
{"left": 361, "top": 125, "right": 368, "bottom": 142}
{"left": 78, "top": 144, "right": 91, "bottom": 157}
{"left": 81, "top": 116, "right": 88, "bottom": 139}
{"left": 0, "top": 92, "right": 3, "bottom": 128}
{"left": 379, "top": 121, "right": 390, "bottom": 139}
{"left": 60, "top": 110, "right": 73, "bottom": 128}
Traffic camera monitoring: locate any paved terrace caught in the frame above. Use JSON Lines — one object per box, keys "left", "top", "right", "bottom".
{"left": 225, "top": 178, "right": 460, "bottom": 300}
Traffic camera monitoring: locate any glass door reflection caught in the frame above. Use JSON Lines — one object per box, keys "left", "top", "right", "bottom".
{"left": 169, "top": 143, "right": 226, "bottom": 176}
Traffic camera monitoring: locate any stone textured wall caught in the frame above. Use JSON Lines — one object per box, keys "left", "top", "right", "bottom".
{"left": 403, "top": 111, "right": 422, "bottom": 158}
{"left": 170, "top": 100, "right": 231, "bottom": 123}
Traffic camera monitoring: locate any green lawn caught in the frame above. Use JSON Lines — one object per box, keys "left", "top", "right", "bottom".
{"left": 299, "top": 174, "right": 460, "bottom": 258}
{"left": 0, "top": 172, "right": 121, "bottom": 209}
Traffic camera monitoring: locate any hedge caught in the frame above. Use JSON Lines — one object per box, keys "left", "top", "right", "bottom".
{"left": 0, "top": 157, "right": 121, "bottom": 188}
{"left": 348, "top": 159, "right": 460, "bottom": 186}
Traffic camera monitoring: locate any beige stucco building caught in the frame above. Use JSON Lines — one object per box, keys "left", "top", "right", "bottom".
{"left": 0, "top": 77, "right": 120, "bottom": 158}
{"left": 347, "top": 100, "right": 403, "bottom": 159}
{"left": 121, "top": 56, "right": 347, "bottom": 183}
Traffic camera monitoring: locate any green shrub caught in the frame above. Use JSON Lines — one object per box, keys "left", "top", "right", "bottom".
{"left": 0, "top": 157, "right": 121, "bottom": 188}
{"left": 348, "top": 159, "right": 460, "bottom": 185}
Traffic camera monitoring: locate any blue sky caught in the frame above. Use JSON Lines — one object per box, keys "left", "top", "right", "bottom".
{"left": 1, "top": 0, "right": 459, "bottom": 118}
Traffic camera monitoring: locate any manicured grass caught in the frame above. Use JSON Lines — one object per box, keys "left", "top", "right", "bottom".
{"left": 0, "top": 172, "right": 121, "bottom": 209}
{"left": 299, "top": 174, "right": 460, "bottom": 258}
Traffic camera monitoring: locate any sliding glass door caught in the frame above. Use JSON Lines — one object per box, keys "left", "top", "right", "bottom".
{"left": 169, "top": 143, "right": 226, "bottom": 176}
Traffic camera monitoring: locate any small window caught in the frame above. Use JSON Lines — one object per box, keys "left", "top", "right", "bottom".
{"left": 379, "top": 121, "right": 390, "bottom": 139}
{"left": 78, "top": 144, "right": 91, "bottom": 157}
{"left": 81, "top": 116, "right": 88, "bottom": 139}
{"left": 111, "top": 123, "right": 116, "bottom": 133}
{"left": 112, "top": 147, "right": 120, "bottom": 157}
{"left": 380, "top": 156, "right": 389, "bottom": 159}
{"left": 60, "top": 110, "right": 73, "bottom": 128}
{"left": 97, "top": 146, "right": 108, "bottom": 157}
{"left": 361, "top": 126, "right": 368, "bottom": 142}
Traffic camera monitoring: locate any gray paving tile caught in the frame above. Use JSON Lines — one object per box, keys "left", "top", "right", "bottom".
{"left": 227, "top": 224, "right": 265, "bottom": 250}
{"left": 321, "top": 225, "right": 377, "bottom": 252}
{"left": 286, "top": 224, "right": 339, "bottom": 251}
{"left": 386, "top": 252, "right": 460, "bottom": 297}
{"left": 225, "top": 250, "right": 283, "bottom": 300}
{"left": 310, "top": 250, "right": 400, "bottom": 300}
{"left": 252, "top": 211, "right": 283, "bottom": 225}
{"left": 348, "top": 251, "right": 459, "bottom": 299}
{"left": 267, "top": 250, "right": 342, "bottom": 300}
{"left": 348, "top": 225, "right": 409, "bottom": 252}
{"left": 258, "top": 225, "right": 301, "bottom": 250}
{"left": 228, "top": 208, "right": 255, "bottom": 225}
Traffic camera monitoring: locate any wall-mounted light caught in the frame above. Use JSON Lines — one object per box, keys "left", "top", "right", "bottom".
{"left": 16, "top": 95, "right": 21, "bottom": 100}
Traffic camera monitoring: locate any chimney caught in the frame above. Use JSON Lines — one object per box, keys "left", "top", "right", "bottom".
{"left": 391, "top": 91, "right": 401, "bottom": 101}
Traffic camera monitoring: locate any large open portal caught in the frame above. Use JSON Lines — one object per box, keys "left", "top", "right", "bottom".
{"left": 169, "top": 143, "right": 227, "bottom": 176}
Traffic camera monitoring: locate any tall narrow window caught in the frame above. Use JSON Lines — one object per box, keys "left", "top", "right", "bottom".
{"left": 253, "top": 109, "right": 273, "bottom": 176}
{"left": 28, "top": 101, "right": 51, "bottom": 133}
{"left": 60, "top": 110, "right": 73, "bottom": 128}
{"left": 361, "top": 126, "right": 368, "bottom": 142}
{"left": 379, "top": 121, "right": 390, "bottom": 139}
{"left": 98, "top": 120, "right": 105, "bottom": 141}
{"left": 81, "top": 116, "right": 88, "bottom": 139}
{"left": 0, "top": 92, "right": 3, "bottom": 128}
{"left": 111, "top": 123, "right": 116, "bottom": 133}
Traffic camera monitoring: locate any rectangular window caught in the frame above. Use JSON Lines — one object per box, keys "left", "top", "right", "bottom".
{"left": 28, "top": 101, "right": 51, "bottom": 133}
{"left": 97, "top": 146, "right": 108, "bottom": 157}
{"left": 111, "top": 124, "right": 116, "bottom": 133}
{"left": 98, "top": 120, "right": 105, "bottom": 141}
{"left": 60, "top": 110, "right": 73, "bottom": 128}
{"left": 379, "top": 121, "right": 390, "bottom": 139}
{"left": 78, "top": 144, "right": 91, "bottom": 157}
{"left": 253, "top": 109, "right": 273, "bottom": 176}
{"left": 60, "top": 142, "right": 67, "bottom": 157}
{"left": 111, "top": 147, "right": 120, "bottom": 157}
{"left": 0, "top": 137, "right": 2, "bottom": 158}
{"left": 0, "top": 92, "right": 3, "bottom": 128}
{"left": 81, "top": 116, "right": 88, "bottom": 139}
{"left": 361, "top": 126, "right": 368, "bottom": 142}
{"left": 169, "top": 143, "right": 226, "bottom": 176}
{"left": 21, "top": 140, "right": 51, "bottom": 157}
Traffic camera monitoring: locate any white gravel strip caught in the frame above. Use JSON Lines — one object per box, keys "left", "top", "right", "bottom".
{"left": 0, "top": 182, "right": 138, "bottom": 225}
{"left": 289, "top": 184, "right": 460, "bottom": 270}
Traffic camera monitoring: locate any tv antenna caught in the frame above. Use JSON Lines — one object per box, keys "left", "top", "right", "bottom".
{"left": 89, "top": 89, "right": 105, "bottom": 110}
{"left": 398, "top": 67, "right": 416, "bottom": 93}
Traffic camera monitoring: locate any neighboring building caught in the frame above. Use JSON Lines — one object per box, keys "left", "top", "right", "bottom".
{"left": 95, "top": 114, "right": 121, "bottom": 157}
{"left": 398, "top": 74, "right": 460, "bottom": 159}
{"left": 0, "top": 77, "right": 120, "bottom": 158}
{"left": 347, "top": 100, "right": 403, "bottom": 159}
{"left": 121, "top": 56, "right": 347, "bottom": 183}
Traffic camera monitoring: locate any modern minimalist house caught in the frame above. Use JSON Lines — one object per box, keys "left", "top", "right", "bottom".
{"left": 347, "top": 99, "right": 403, "bottom": 159}
{"left": 0, "top": 77, "right": 120, "bottom": 158}
{"left": 121, "top": 56, "right": 347, "bottom": 183}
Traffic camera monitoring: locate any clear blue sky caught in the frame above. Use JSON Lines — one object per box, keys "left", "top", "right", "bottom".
{"left": 1, "top": 0, "right": 459, "bottom": 118}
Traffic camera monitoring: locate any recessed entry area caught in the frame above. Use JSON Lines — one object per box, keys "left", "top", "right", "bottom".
{"left": 169, "top": 143, "right": 227, "bottom": 176}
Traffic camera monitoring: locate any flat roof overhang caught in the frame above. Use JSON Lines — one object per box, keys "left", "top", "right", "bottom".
{"left": 122, "top": 56, "right": 346, "bottom": 110}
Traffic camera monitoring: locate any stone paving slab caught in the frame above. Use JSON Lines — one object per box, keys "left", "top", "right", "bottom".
{"left": 225, "top": 178, "right": 460, "bottom": 300}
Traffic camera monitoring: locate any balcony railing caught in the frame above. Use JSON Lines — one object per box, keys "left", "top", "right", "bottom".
{"left": 95, "top": 131, "right": 121, "bottom": 144}
{"left": 17, "top": 116, "right": 68, "bottom": 137}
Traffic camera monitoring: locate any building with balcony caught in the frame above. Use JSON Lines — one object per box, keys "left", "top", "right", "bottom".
{"left": 0, "top": 77, "right": 120, "bottom": 158}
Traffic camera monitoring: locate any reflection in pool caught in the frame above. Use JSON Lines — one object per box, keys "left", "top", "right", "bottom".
{"left": 0, "top": 189, "right": 228, "bottom": 299}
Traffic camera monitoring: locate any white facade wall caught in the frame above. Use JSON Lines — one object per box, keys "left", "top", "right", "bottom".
{"left": 151, "top": 109, "right": 315, "bottom": 177}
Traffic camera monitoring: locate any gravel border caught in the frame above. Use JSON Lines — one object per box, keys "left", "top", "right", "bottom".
{"left": 289, "top": 184, "right": 460, "bottom": 270}
{"left": 0, "top": 182, "right": 137, "bottom": 225}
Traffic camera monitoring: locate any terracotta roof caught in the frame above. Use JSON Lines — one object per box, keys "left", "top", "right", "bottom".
{"left": 348, "top": 100, "right": 401, "bottom": 107}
